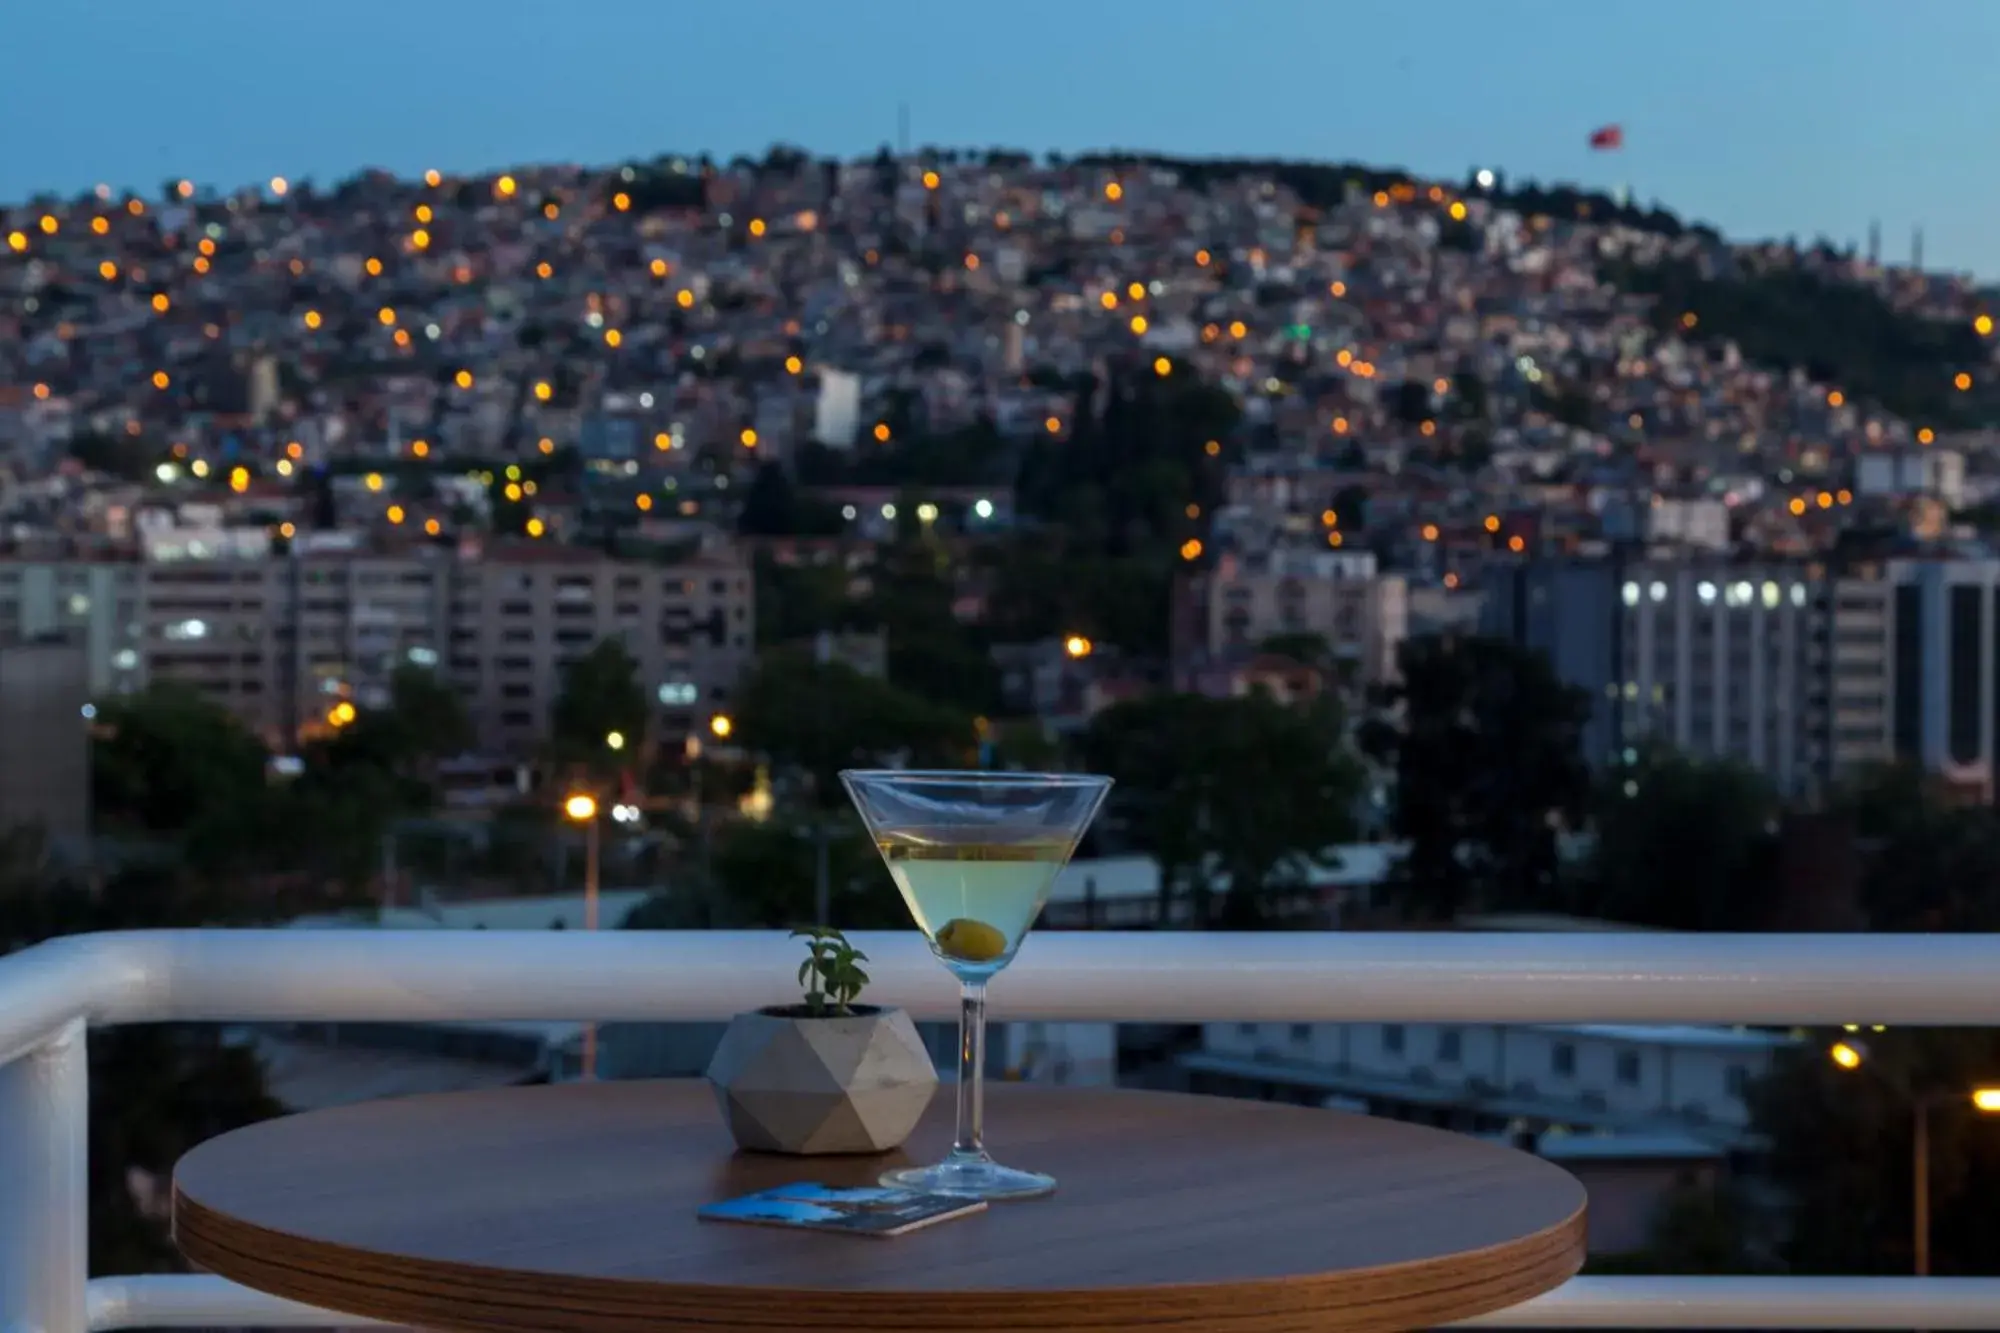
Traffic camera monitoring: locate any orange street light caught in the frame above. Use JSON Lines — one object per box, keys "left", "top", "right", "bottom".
{"left": 1831, "top": 1037, "right": 2000, "bottom": 1275}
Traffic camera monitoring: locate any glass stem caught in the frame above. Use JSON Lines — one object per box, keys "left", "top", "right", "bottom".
{"left": 953, "top": 981, "right": 988, "bottom": 1160}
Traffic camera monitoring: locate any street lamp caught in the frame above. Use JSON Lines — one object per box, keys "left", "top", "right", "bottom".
{"left": 709, "top": 714, "right": 733, "bottom": 739}
{"left": 563, "top": 791, "right": 601, "bottom": 1081}
{"left": 1829, "top": 1037, "right": 2000, "bottom": 1275}
{"left": 605, "top": 730, "right": 625, "bottom": 751}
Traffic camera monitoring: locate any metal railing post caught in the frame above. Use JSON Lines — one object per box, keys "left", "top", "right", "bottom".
{"left": 0, "top": 1019, "right": 87, "bottom": 1333}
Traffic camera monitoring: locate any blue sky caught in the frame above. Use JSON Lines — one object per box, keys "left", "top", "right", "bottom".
{"left": 5, "top": 0, "right": 1996, "bottom": 273}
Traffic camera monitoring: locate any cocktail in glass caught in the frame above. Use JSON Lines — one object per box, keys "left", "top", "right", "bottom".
{"left": 841, "top": 769, "right": 1111, "bottom": 1200}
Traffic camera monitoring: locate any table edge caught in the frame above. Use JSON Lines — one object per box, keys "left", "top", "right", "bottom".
{"left": 173, "top": 1179, "right": 1586, "bottom": 1333}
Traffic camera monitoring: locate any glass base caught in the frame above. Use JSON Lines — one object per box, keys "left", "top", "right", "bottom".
{"left": 883, "top": 1153, "right": 1056, "bottom": 1201}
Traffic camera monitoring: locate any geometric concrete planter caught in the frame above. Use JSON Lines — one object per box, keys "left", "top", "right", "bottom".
{"left": 705, "top": 1006, "right": 938, "bottom": 1155}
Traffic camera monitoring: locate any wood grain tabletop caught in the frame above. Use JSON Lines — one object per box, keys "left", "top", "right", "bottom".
{"left": 173, "top": 1079, "right": 1585, "bottom": 1333}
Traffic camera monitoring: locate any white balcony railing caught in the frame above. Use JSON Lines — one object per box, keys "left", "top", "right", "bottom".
{"left": 10, "top": 928, "right": 2000, "bottom": 1332}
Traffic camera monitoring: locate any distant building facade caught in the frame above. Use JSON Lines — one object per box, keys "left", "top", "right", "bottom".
{"left": 1195, "top": 548, "right": 1408, "bottom": 684}
{"left": 1863, "top": 558, "right": 2000, "bottom": 792}
{"left": 1486, "top": 558, "right": 1826, "bottom": 793}
{"left": 0, "top": 541, "right": 755, "bottom": 754}
{"left": 1487, "top": 555, "right": 2000, "bottom": 796}
{"left": 0, "top": 639, "right": 90, "bottom": 845}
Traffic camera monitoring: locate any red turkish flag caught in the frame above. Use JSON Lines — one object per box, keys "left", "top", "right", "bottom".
{"left": 1588, "top": 125, "right": 1624, "bottom": 150}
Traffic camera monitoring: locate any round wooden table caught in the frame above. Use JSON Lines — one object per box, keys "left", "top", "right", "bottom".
{"left": 173, "top": 1080, "right": 1585, "bottom": 1333}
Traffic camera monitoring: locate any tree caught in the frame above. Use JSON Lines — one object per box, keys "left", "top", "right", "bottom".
{"left": 1831, "top": 764, "right": 2000, "bottom": 931}
{"left": 983, "top": 541, "right": 1174, "bottom": 659}
{"left": 1359, "top": 635, "right": 1592, "bottom": 921}
{"left": 1081, "top": 695, "right": 1209, "bottom": 922}
{"left": 1740, "top": 764, "right": 2000, "bottom": 1277}
{"left": 1329, "top": 484, "right": 1371, "bottom": 533}
{"left": 1585, "top": 745, "right": 1781, "bottom": 929}
{"left": 91, "top": 685, "right": 286, "bottom": 876}
{"left": 624, "top": 816, "right": 908, "bottom": 928}
{"left": 93, "top": 684, "right": 269, "bottom": 837}
{"left": 1453, "top": 370, "right": 1490, "bottom": 420}
{"left": 738, "top": 462, "right": 799, "bottom": 536}
{"left": 733, "top": 649, "right": 975, "bottom": 801}
{"left": 318, "top": 664, "right": 472, "bottom": 786}
{"left": 864, "top": 536, "right": 1001, "bottom": 716}
{"left": 754, "top": 553, "right": 853, "bottom": 647}
{"left": 89, "top": 684, "right": 388, "bottom": 901}
{"left": 737, "top": 462, "right": 844, "bottom": 538}
{"left": 1083, "top": 691, "right": 1362, "bottom": 927}
{"left": 69, "top": 431, "right": 161, "bottom": 481}
{"left": 548, "top": 639, "right": 649, "bottom": 776}
{"left": 1588, "top": 1179, "right": 1765, "bottom": 1274}
{"left": 380, "top": 662, "right": 474, "bottom": 762}
{"left": 1013, "top": 367, "right": 1238, "bottom": 564}
{"left": 1611, "top": 256, "right": 1990, "bottom": 428}
{"left": 1390, "top": 380, "right": 1431, "bottom": 424}
{"left": 289, "top": 666, "right": 473, "bottom": 889}
{"left": 1752, "top": 1027, "right": 2000, "bottom": 1275}
{"left": 1256, "top": 632, "right": 1333, "bottom": 668}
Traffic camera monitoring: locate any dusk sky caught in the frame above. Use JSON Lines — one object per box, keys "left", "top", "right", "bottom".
{"left": 5, "top": 0, "right": 1996, "bottom": 273}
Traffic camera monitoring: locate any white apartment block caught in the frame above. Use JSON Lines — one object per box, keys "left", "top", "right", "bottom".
{"left": 1189, "top": 1019, "right": 1790, "bottom": 1141}
{"left": 1613, "top": 564, "right": 1825, "bottom": 791}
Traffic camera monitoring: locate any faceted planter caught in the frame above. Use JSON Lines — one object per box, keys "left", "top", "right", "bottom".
{"left": 706, "top": 1006, "right": 938, "bottom": 1155}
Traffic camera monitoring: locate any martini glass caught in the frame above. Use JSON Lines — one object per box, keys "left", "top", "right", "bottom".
{"left": 842, "top": 769, "right": 1111, "bottom": 1200}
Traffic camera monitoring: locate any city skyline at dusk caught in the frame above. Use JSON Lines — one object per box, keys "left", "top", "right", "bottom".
{"left": 5, "top": 0, "right": 2000, "bottom": 273}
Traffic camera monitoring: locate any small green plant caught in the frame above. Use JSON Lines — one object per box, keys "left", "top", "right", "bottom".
{"left": 793, "top": 926, "right": 870, "bottom": 1017}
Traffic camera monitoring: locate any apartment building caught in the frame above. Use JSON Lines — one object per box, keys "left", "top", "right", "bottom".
{"left": 1613, "top": 565, "right": 1826, "bottom": 793}
{"left": 1188, "top": 1019, "right": 1786, "bottom": 1141}
{"left": 1486, "top": 558, "right": 1826, "bottom": 793}
{"left": 1824, "top": 572, "right": 1893, "bottom": 777}
{"left": 0, "top": 540, "right": 755, "bottom": 755}
{"left": 0, "top": 562, "right": 142, "bottom": 697}
{"left": 1195, "top": 548, "right": 1409, "bottom": 684}
{"left": 437, "top": 543, "right": 753, "bottom": 753}
{"left": 1854, "top": 448, "right": 1966, "bottom": 510}
{"left": 1805, "top": 558, "right": 2000, "bottom": 791}
{"left": 1183, "top": 1018, "right": 1792, "bottom": 1254}
{"left": 1490, "top": 556, "right": 2000, "bottom": 795}
{"left": 1483, "top": 559, "right": 1628, "bottom": 763}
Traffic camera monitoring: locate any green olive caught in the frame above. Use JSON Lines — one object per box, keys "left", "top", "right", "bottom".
{"left": 935, "top": 918, "right": 1008, "bottom": 963}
